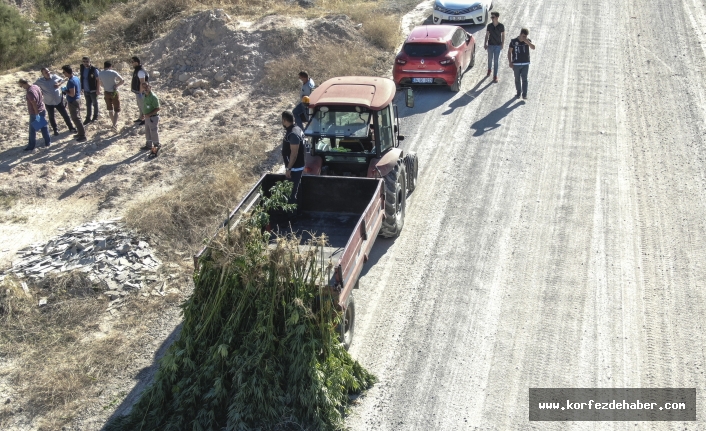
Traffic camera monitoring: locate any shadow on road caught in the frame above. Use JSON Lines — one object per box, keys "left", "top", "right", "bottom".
{"left": 442, "top": 76, "right": 493, "bottom": 115}
{"left": 360, "top": 236, "right": 397, "bottom": 279}
{"left": 470, "top": 97, "right": 524, "bottom": 136}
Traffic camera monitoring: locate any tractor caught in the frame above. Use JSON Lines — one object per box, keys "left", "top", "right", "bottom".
{"left": 302, "top": 76, "right": 418, "bottom": 237}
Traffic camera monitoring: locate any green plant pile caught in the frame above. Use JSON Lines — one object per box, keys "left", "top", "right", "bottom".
{"left": 108, "top": 182, "right": 375, "bottom": 431}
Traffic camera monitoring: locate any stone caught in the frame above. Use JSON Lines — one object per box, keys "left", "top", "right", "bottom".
{"left": 152, "top": 71, "right": 161, "bottom": 78}
{"left": 38, "top": 297, "right": 48, "bottom": 306}
{"left": 214, "top": 71, "right": 226, "bottom": 82}
{"left": 104, "top": 291, "right": 121, "bottom": 300}
{"left": 178, "top": 73, "right": 190, "bottom": 82}
{"left": 193, "top": 89, "right": 206, "bottom": 98}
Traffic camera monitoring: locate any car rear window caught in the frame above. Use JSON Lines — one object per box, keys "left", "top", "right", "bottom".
{"left": 403, "top": 43, "right": 448, "bottom": 57}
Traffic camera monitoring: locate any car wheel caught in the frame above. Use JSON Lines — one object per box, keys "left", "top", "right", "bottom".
{"left": 450, "top": 68, "right": 461, "bottom": 92}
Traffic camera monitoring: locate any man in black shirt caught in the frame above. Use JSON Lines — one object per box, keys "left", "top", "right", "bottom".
{"left": 508, "top": 28, "right": 536, "bottom": 100}
{"left": 484, "top": 11, "right": 505, "bottom": 83}
{"left": 281, "top": 111, "right": 306, "bottom": 215}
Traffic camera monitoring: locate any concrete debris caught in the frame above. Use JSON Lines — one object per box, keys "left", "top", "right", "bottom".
{"left": 3, "top": 219, "right": 163, "bottom": 293}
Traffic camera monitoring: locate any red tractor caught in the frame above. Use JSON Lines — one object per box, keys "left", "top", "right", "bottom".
{"left": 303, "top": 76, "right": 418, "bottom": 237}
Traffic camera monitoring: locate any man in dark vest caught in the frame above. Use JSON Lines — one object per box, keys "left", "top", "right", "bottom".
{"left": 281, "top": 111, "right": 305, "bottom": 219}
{"left": 79, "top": 56, "right": 101, "bottom": 125}
{"left": 130, "top": 56, "right": 149, "bottom": 125}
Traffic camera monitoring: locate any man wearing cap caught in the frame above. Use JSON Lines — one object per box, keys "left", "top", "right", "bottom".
{"left": 18, "top": 79, "right": 51, "bottom": 151}
{"left": 292, "top": 71, "right": 315, "bottom": 129}
{"left": 98, "top": 61, "right": 125, "bottom": 132}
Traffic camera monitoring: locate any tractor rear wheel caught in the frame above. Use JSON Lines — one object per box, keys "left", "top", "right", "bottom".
{"left": 380, "top": 158, "right": 407, "bottom": 237}
{"left": 338, "top": 294, "right": 355, "bottom": 350}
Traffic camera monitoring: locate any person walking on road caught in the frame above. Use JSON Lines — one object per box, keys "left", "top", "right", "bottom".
{"left": 141, "top": 82, "right": 161, "bottom": 156}
{"left": 98, "top": 61, "right": 125, "bottom": 133}
{"left": 484, "top": 11, "right": 505, "bottom": 83}
{"left": 79, "top": 56, "right": 101, "bottom": 125}
{"left": 61, "top": 65, "right": 87, "bottom": 142}
{"left": 508, "top": 28, "right": 535, "bottom": 100}
{"left": 293, "top": 71, "right": 314, "bottom": 129}
{"left": 35, "top": 67, "right": 75, "bottom": 136}
{"left": 281, "top": 111, "right": 305, "bottom": 219}
{"left": 18, "top": 79, "right": 51, "bottom": 151}
{"left": 131, "top": 56, "right": 149, "bottom": 126}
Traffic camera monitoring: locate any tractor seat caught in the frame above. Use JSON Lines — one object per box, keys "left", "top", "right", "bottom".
{"left": 338, "top": 139, "right": 366, "bottom": 153}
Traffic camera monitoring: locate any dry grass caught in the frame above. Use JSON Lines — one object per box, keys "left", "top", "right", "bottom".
{"left": 343, "top": 7, "right": 402, "bottom": 51}
{"left": 90, "top": 0, "right": 192, "bottom": 57}
{"left": 0, "top": 273, "right": 176, "bottom": 430}
{"left": 125, "top": 135, "right": 265, "bottom": 254}
{"left": 263, "top": 41, "right": 387, "bottom": 94}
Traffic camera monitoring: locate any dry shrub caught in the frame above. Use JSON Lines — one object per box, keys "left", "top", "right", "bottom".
{"left": 124, "top": 0, "right": 192, "bottom": 43}
{"left": 89, "top": 0, "right": 191, "bottom": 54}
{"left": 358, "top": 13, "right": 400, "bottom": 50}
{"left": 263, "top": 41, "right": 379, "bottom": 94}
{"left": 125, "top": 135, "right": 264, "bottom": 252}
{"left": 261, "top": 27, "right": 305, "bottom": 56}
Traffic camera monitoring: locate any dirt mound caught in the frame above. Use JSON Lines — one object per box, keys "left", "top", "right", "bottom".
{"left": 142, "top": 9, "right": 365, "bottom": 94}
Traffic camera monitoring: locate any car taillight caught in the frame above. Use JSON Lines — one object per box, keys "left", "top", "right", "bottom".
{"left": 396, "top": 58, "right": 407, "bottom": 65}
{"left": 439, "top": 57, "right": 455, "bottom": 65}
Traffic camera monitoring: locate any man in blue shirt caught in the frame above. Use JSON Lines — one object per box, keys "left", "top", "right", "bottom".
{"left": 80, "top": 56, "right": 101, "bottom": 125}
{"left": 61, "top": 65, "right": 87, "bottom": 142}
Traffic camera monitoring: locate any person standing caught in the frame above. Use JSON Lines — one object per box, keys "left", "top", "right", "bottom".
{"left": 79, "top": 56, "right": 101, "bottom": 124}
{"left": 484, "top": 11, "right": 505, "bottom": 83}
{"left": 35, "top": 67, "right": 75, "bottom": 136}
{"left": 281, "top": 111, "right": 305, "bottom": 219}
{"left": 98, "top": 61, "right": 125, "bottom": 133}
{"left": 292, "top": 71, "right": 314, "bottom": 129}
{"left": 18, "top": 79, "right": 51, "bottom": 151}
{"left": 508, "top": 28, "right": 535, "bottom": 100}
{"left": 141, "top": 82, "right": 161, "bottom": 156}
{"left": 61, "top": 65, "right": 87, "bottom": 142}
{"left": 130, "top": 56, "right": 149, "bottom": 126}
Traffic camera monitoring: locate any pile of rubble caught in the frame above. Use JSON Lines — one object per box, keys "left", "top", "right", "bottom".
{"left": 3, "top": 219, "right": 163, "bottom": 294}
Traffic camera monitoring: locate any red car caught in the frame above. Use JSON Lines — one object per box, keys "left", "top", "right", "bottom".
{"left": 393, "top": 25, "right": 476, "bottom": 92}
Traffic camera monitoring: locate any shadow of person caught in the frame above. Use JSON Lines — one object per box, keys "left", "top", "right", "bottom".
{"left": 442, "top": 77, "right": 493, "bottom": 115}
{"left": 470, "top": 97, "right": 524, "bottom": 136}
{"left": 58, "top": 151, "right": 145, "bottom": 200}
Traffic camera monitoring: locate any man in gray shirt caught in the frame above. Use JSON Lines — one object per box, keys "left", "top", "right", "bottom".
{"left": 292, "top": 71, "right": 315, "bottom": 129}
{"left": 34, "top": 67, "right": 75, "bottom": 136}
{"left": 98, "top": 61, "right": 125, "bottom": 132}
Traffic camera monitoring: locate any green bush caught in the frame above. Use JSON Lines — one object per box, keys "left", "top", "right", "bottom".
{"left": 48, "top": 13, "right": 83, "bottom": 54}
{"left": 0, "top": 3, "right": 38, "bottom": 69}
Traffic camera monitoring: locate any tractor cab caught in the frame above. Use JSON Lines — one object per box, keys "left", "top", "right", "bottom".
{"left": 303, "top": 76, "right": 411, "bottom": 178}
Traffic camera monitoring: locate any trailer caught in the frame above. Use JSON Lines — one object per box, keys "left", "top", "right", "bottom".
{"left": 194, "top": 173, "right": 386, "bottom": 349}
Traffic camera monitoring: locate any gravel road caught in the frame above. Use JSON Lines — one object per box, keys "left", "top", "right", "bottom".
{"left": 347, "top": 0, "right": 706, "bottom": 429}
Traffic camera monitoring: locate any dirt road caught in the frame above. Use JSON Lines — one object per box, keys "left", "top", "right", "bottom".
{"left": 347, "top": 0, "right": 706, "bottom": 429}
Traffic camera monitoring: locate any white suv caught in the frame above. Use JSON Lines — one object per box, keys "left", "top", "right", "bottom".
{"left": 432, "top": 0, "right": 493, "bottom": 26}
